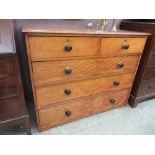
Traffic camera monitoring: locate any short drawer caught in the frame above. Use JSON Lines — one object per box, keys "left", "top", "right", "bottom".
{"left": 0, "top": 77, "right": 19, "bottom": 99}
{"left": 92, "top": 89, "right": 129, "bottom": 114}
{"left": 36, "top": 73, "right": 134, "bottom": 107}
{"left": 93, "top": 73, "right": 134, "bottom": 94}
{"left": 97, "top": 55, "right": 140, "bottom": 75}
{"left": 137, "top": 79, "right": 155, "bottom": 97}
{"left": 147, "top": 53, "right": 155, "bottom": 66}
{"left": 28, "top": 36, "right": 99, "bottom": 61}
{"left": 38, "top": 97, "right": 93, "bottom": 130}
{"left": 0, "top": 97, "right": 25, "bottom": 121}
{"left": 0, "top": 57, "right": 14, "bottom": 79}
{"left": 33, "top": 59, "right": 96, "bottom": 86}
{"left": 143, "top": 66, "right": 155, "bottom": 80}
{"left": 100, "top": 38, "right": 146, "bottom": 56}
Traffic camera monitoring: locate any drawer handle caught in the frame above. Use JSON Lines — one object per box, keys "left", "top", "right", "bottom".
{"left": 122, "top": 41, "right": 129, "bottom": 49}
{"left": 113, "top": 80, "right": 120, "bottom": 86}
{"left": 117, "top": 63, "right": 124, "bottom": 69}
{"left": 64, "top": 88, "right": 71, "bottom": 95}
{"left": 64, "top": 44, "right": 72, "bottom": 52}
{"left": 65, "top": 110, "right": 72, "bottom": 117}
{"left": 64, "top": 67, "right": 72, "bottom": 75}
{"left": 110, "top": 99, "right": 116, "bottom": 104}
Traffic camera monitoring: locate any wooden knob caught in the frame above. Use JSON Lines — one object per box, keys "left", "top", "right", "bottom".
{"left": 114, "top": 80, "right": 120, "bottom": 86}
{"left": 117, "top": 63, "right": 124, "bottom": 69}
{"left": 64, "top": 44, "right": 72, "bottom": 52}
{"left": 65, "top": 67, "right": 72, "bottom": 75}
{"left": 122, "top": 41, "right": 129, "bottom": 49}
{"left": 65, "top": 110, "right": 71, "bottom": 117}
{"left": 110, "top": 99, "right": 116, "bottom": 104}
{"left": 64, "top": 88, "right": 71, "bottom": 95}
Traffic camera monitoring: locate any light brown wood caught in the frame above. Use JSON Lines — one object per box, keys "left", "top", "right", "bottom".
{"left": 92, "top": 89, "right": 129, "bottom": 114}
{"left": 32, "top": 59, "right": 97, "bottom": 87}
{"left": 36, "top": 73, "right": 134, "bottom": 107}
{"left": 93, "top": 73, "right": 134, "bottom": 94}
{"left": 28, "top": 36, "right": 99, "bottom": 61}
{"left": 97, "top": 55, "right": 140, "bottom": 75}
{"left": 38, "top": 97, "right": 93, "bottom": 130}
{"left": 36, "top": 78, "right": 94, "bottom": 107}
{"left": 100, "top": 38, "right": 146, "bottom": 56}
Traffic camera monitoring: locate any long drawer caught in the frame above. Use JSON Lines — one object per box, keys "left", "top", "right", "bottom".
{"left": 38, "top": 89, "right": 129, "bottom": 130}
{"left": 36, "top": 73, "right": 134, "bottom": 107}
{"left": 28, "top": 36, "right": 99, "bottom": 61}
{"left": 33, "top": 55, "right": 139, "bottom": 86}
{"left": 100, "top": 38, "right": 146, "bottom": 56}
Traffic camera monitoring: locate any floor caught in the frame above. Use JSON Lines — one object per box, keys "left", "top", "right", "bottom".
{"left": 0, "top": 98, "right": 155, "bottom": 135}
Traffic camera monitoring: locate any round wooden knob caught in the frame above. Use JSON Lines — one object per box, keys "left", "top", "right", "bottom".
{"left": 110, "top": 99, "right": 116, "bottom": 104}
{"left": 65, "top": 67, "right": 72, "bottom": 74}
{"left": 117, "top": 63, "right": 124, "bottom": 69}
{"left": 64, "top": 44, "right": 72, "bottom": 52}
{"left": 122, "top": 42, "right": 129, "bottom": 49}
{"left": 65, "top": 110, "right": 71, "bottom": 117}
{"left": 114, "top": 80, "right": 120, "bottom": 86}
{"left": 64, "top": 88, "right": 71, "bottom": 95}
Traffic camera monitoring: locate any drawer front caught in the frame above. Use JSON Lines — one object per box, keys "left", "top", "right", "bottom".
{"left": 36, "top": 79, "right": 94, "bottom": 107}
{"left": 92, "top": 89, "right": 129, "bottom": 114}
{"left": 0, "top": 98, "right": 25, "bottom": 121}
{"left": 138, "top": 79, "right": 155, "bottom": 97}
{"left": 0, "top": 77, "right": 19, "bottom": 99}
{"left": 143, "top": 66, "right": 155, "bottom": 80}
{"left": 38, "top": 97, "right": 93, "bottom": 129}
{"left": 100, "top": 38, "right": 146, "bottom": 56}
{"left": 97, "top": 55, "right": 140, "bottom": 75}
{"left": 93, "top": 73, "right": 134, "bottom": 94}
{"left": 0, "top": 57, "right": 14, "bottom": 79}
{"left": 28, "top": 37, "right": 99, "bottom": 61}
{"left": 33, "top": 59, "right": 96, "bottom": 86}
{"left": 147, "top": 53, "right": 155, "bottom": 66}
{"left": 36, "top": 73, "right": 133, "bottom": 107}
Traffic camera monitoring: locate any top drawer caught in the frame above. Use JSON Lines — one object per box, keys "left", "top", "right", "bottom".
{"left": 100, "top": 38, "right": 146, "bottom": 56}
{"left": 28, "top": 37, "right": 99, "bottom": 61}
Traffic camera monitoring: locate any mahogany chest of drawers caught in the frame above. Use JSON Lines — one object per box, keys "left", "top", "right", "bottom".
{"left": 120, "top": 20, "right": 155, "bottom": 107}
{"left": 23, "top": 28, "right": 148, "bottom": 131}
{"left": 0, "top": 20, "right": 31, "bottom": 134}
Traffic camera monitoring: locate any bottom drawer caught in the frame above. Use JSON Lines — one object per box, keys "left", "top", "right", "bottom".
{"left": 0, "top": 97, "right": 26, "bottom": 121}
{"left": 38, "top": 89, "right": 129, "bottom": 130}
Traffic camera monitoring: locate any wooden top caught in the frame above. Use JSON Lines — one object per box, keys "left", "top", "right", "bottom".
{"left": 0, "top": 20, "right": 16, "bottom": 54}
{"left": 22, "top": 27, "right": 149, "bottom": 36}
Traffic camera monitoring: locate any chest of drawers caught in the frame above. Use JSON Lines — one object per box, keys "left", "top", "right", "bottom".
{"left": 23, "top": 28, "right": 148, "bottom": 131}
{"left": 0, "top": 20, "right": 31, "bottom": 134}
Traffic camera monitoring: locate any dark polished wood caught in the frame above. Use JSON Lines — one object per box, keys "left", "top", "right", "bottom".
{"left": 120, "top": 20, "right": 155, "bottom": 107}
{"left": 0, "top": 20, "right": 31, "bottom": 135}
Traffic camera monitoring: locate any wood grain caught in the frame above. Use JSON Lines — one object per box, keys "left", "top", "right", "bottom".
{"left": 92, "top": 89, "right": 129, "bottom": 114}
{"left": 36, "top": 73, "right": 133, "bottom": 107}
{"left": 97, "top": 55, "right": 140, "bottom": 75}
{"left": 100, "top": 38, "right": 146, "bottom": 56}
{"left": 28, "top": 36, "right": 99, "bottom": 61}
{"left": 38, "top": 97, "right": 93, "bottom": 130}
{"left": 32, "top": 59, "right": 96, "bottom": 86}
